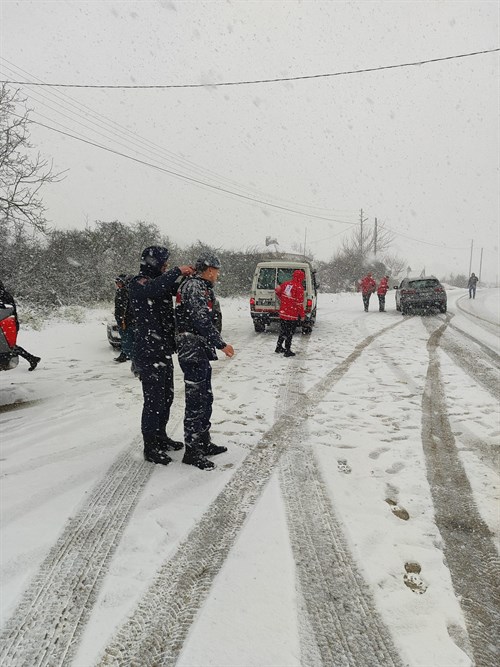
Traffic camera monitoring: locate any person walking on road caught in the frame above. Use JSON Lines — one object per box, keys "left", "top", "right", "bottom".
{"left": 360, "top": 273, "right": 377, "bottom": 312}
{"left": 175, "top": 254, "right": 234, "bottom": 471}
{"left": 377, "top": 276, "right": 389, "bottom": 312}
{"left": 468, "top": 273, "right": 478, "bottom": 299}
{"left": 113, "top": 274, "right": 135, "bottom": 363}
{"left": 0, "top": 280, "right": 41, "bottom": 371}
{"left": 275, "top": 269, "right": 305, "bottom": 357}
{"left": 128, "top": 246, "right": 194, "bottom": 466}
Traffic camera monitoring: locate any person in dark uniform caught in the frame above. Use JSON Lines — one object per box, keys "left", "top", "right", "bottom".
{"left": 128, "top": 246, "right": 194, "bottom": 465}
{"left": 175, "top": 254, "right": 234, "bottom": 470}
{"left": 0, "top": 280, "right": 41, "bottom": 371}
{"left": 113, "top": 274, "right": 135, "bottom": 363}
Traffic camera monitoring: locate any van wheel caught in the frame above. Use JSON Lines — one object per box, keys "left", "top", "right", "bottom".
{"left": 253, "top": 321, "right": 265, "bottom": 333}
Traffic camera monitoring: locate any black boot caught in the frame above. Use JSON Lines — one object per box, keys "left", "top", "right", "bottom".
{"left": 182, "top": 447, "right": 215, "bottom": 470}
{"left": 275, "top": 346, "right": 285, "bottom": 353}
{"left": 143, "top": 435, "right": 172, "bottom": 465}
{"left": 284, "top": 349, "right": 296, "bottom": 357}
{"left": 28, "top": 356, "right": 41, "bottom": 371}
{"left": 114, "top": 352, "right": 128, "bottom": 363}
{"left": 200, "top": 432, "right": 227, "bottom": 456}
{"left": 157, "top": 434, "right": 184, "bottom": 451}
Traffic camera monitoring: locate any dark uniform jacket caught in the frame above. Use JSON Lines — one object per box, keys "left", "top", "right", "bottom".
{"left": 114, "top": 281, "right": 135, "bottom": 329}
{"left": 128, "top": 267, "right": 181, "bottom": 367}
{"left": 175, "top": 276, "right": 226, "bottom": 361}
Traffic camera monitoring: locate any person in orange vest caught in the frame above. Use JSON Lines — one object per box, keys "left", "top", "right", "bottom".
{"left": 275, "top": 270, "right": 305, "bottom": 357}
{"left": 359, "top": 273, "right": 377, "bottom": 312}
{"left": 377, "top": 276, "right": 390, "bottom": 312}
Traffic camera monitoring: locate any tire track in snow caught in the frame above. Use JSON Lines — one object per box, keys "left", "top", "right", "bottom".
{"left": 98, "top": 319, "right": 404, "bottom": 666}
{"left": 422, "top": 320, "right": 500, "bottom": 667}
{"left": 0, "top": 444, "right": 152, "bottom": 667}
{"left": 278, "top": 329, "right": 402, "bottom": 667}
{"left": 423, "top": 315, "right": 500, "bottom": 402}
{"left": 279, "top": 441, "right": 403, "bottom": 667}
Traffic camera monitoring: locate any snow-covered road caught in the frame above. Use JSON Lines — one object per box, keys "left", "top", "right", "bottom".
{"left": 1, "top": 288, "right": 498, "bottom": 667}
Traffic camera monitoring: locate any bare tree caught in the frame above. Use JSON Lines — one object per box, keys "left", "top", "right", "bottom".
{"left": 0, "top": 84, "right": 61, "bottom": 234}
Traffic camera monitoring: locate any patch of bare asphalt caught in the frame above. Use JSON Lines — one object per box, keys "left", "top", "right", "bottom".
{"left": 0, "top": 399, "right": 44, "bottom": 414}
{"left": 421, "top": 320, "right": 500, "bottom": 667}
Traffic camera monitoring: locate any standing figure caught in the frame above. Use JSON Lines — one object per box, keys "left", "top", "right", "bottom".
{"left": 360, "top": 273, "right": 377, "bottom": 312}
{"left": 468, "top": 273, "right": 478, "bottom": 299}
{"left": 0, "top": 280, "right": 41, "bottom": 371}
{"left": 275, "top": 270, "right": 305, "bottom": 357}
{"left": 128, "top": 246, "right": 194, "bottom": 465}
{"left": 377, "top": 276, "right": 389, "bottom": 312}
{"left": 113, "top": 274, "right": 135, "bottom": 363}
{"left": 176, "top": 254, "right": 234, "bottom": 471}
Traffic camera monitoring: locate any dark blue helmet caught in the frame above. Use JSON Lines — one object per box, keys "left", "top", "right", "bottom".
{"left": 140, "top": 246, "right": 170, "bottom": 278}
{"left": 195, "top": 253, "right": 221, "bottom": 273}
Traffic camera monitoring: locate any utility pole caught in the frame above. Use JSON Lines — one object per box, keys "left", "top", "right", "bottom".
{"left": 374, "top": 218, "right": 378, "bottom": 256}
{"left": 468, "top": 239, "right": 474, "bottom": 277}
{"left": 479, "top": 247, "right": 483, "bottom": 282}
{"left": 303, "top": 228, "right": 307, "bottom": 258}
{"left": 359, "top": 208, "right": 368, "bottom": 255}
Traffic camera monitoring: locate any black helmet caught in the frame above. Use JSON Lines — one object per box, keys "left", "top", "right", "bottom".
{"left": 195, "top": 253, "right": 221, "bottom": 272}
{"left": 140, "top": 246, "right": 170, "bottom": 278}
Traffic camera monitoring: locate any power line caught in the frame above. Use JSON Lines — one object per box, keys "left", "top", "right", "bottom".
{"left": 1, "top": 58, "right": 358, "bottom": 222}
{"left": 12, "top": 112, "right": 360, "bottom": 226}
{"left": 2, "top": 48, "right": 498, "bottom": 89}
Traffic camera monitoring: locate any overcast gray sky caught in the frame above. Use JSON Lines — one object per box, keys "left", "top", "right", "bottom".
{"left": 1, "top": 0, "right": 499, "bottom": 281}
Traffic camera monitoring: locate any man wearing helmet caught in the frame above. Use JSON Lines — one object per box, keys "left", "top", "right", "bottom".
{"left": 176, "top": 253, "right": 234, "bottom": 470}
{"left": 128, "top": 246, "right": 194, "bottom": 465}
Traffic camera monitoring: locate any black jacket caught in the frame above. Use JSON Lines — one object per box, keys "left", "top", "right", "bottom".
{"left": 175, "top": 276, "right": 226, "bottom": 356}
{"left": 114, "top": 282, "right": 135, "bottom": 328}
{"left": 128, "top": 267, "right": 182, "bottom": 366}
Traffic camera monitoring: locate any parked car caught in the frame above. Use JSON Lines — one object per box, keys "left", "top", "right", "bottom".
{"left": 0, "top": 305, "right": 19, "bottom": 371}
{"left": 395, "top": 277, "right": 447, "bottom": 314}
{"left": 107, "top": 319, "right": 122, "bottom": 349}
{"left": 249, "top": 260, "right": 318, "bottom": 334}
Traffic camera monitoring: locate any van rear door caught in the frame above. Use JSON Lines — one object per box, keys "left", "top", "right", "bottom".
{"left": 255, "top": 267, "right": 278, "bottom": 311}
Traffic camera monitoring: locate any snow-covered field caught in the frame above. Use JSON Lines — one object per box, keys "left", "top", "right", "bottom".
{"left": 1, "top": 288, "right": 498, "bottom": 667}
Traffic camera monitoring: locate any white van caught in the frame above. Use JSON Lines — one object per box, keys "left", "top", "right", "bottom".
{"left": 249, "top": 260, "right": 318, "bottom": 334}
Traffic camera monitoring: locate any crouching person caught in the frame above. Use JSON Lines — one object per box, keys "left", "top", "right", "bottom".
{"left": 128, "top": 246, "right": 194, "bottom": 465}
{"left": 175, "top": 254, "right": 234, "bottom": 470}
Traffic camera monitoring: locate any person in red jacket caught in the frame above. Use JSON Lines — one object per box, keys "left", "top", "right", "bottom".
{"left": 360, "top": 272, "right": 377, "bottom": 312}
{"left": 377, "top": 276, "right": 389, "bottom": 312}
{"left": 275, "top": 270, "right": 305, "bottom": 357}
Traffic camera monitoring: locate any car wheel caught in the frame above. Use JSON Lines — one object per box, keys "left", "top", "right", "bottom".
{"left": 254, "top": 321, "right": 265, "bottom": 333}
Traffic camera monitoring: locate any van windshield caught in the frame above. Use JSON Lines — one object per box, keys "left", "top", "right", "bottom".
{"left": 257, "top": 268, "right": 276, "bottom": 290}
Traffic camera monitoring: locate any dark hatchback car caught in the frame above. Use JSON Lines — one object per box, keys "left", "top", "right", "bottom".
{"left": 395, "top": 277, "right": 447, "bottom": 314}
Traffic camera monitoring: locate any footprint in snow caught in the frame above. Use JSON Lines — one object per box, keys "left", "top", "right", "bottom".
{"left": 385, "top": 498, "right": 410, "bottom": 521}
{"left": 403, "top": 562, "right": 428, "bottom": 594}
{"left": 337, "top": 459, "right": 351, "bottom": 474}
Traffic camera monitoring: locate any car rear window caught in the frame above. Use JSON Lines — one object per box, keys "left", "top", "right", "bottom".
{"left": 257, "top": 268, "right": 276, "bottom": 290}
{"left": 277, "top": 268, "right": 296, "bottom": 285}
{"left": 409, "top": 279, "right": 441, "bottom": 289}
